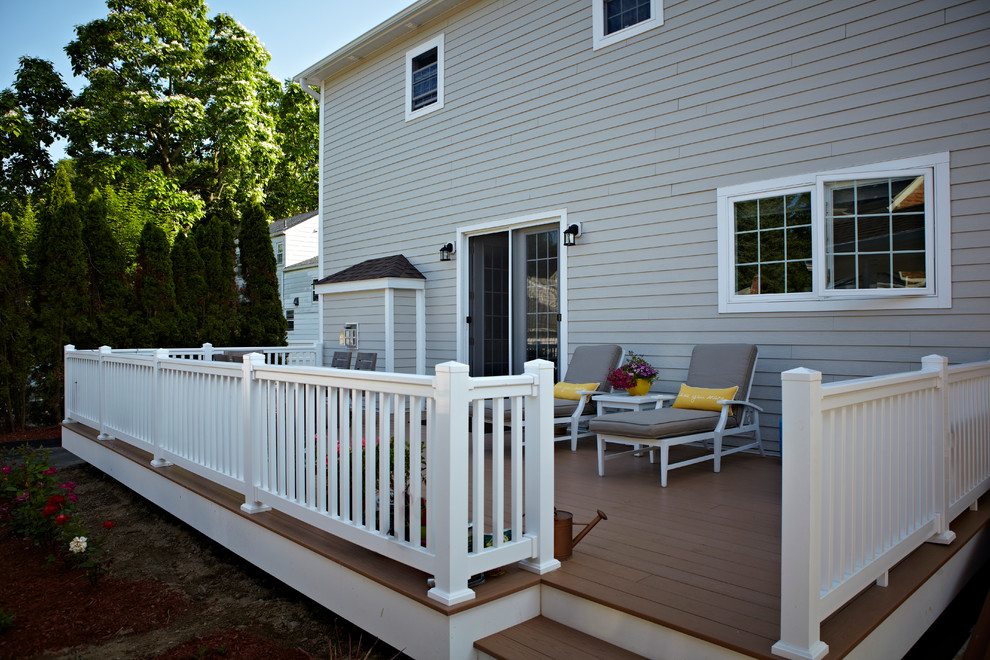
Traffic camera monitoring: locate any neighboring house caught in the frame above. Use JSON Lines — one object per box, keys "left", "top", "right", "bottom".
{"left": 270, "top": 211, "right": 319, "bottom": 344}
{"left": 297, "top": 0, "right": 990, "bottom": 452}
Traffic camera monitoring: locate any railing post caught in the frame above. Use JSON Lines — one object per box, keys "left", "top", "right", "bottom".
{"left": 150, "top": 348, "right": 173, "bottom": 468}
{"left": 97, "top": 346, "right": 112, "bottom": 440}
{"left": 520, "top": 359, "right": 561, "bottom": 575}
{"left": 922, "top": 355, "right": 956, "bottom": 545}
{"left": 202, "top": 342, "right": 214, "bottom": 362}
{"left": 773, "top": 368, "right": 828, "bottom": 660}
{"left": 427, "top": 361, "right": 474, "bottom": 605}
{"left": 313, "top": 341, "right": 324, "bottom": 366}
{"left": 241, "top": 352, "right": 271, "bottom": 513}
{"left": 62, "top": 345, "right": 75, "bottom": 424}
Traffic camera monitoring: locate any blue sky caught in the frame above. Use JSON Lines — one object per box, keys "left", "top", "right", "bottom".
{"left": 0, "top": 0, "right": 416, "bottom": 156}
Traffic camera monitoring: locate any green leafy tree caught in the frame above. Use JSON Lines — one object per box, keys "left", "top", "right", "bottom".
{"left": 31, "top": 162, "right": 92, "bottom": 423}
{"left": 264, "top": 81, "right": 318, "bottom": 219}
{"left": 171, "top": 231, "right": 208, "bottom": 345}
{"left": 133, "top": 222, "right": 179, "bottom": 347}
{"left": 0, "top": 211, "right": 32, "bottom": 431}
{"left": 64, "top": 0, "right": 281, "bottom": 219}
{"left": 81, "top": 189, "right": 135, "bottom": 347}
{"left": 0, "top": 57, "right": 72, "bottom": 212}
{"left": 238, "top": 203, "right": 286, "bottom": 346}
{"left": 194, "top": 203, "right": 239, "bottom": 345}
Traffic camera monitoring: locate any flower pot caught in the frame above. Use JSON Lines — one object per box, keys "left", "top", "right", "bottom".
{"left": 626, "top": 379, "right": 651, "bottom": 396}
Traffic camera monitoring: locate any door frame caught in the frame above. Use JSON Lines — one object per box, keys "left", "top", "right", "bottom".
{"left": 455, "top": 208, "right": 571, "bottom": 374}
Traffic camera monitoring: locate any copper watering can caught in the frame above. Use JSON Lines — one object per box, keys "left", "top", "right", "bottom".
{"left": 554, "top": 508, "right": 607, "bottom": 560}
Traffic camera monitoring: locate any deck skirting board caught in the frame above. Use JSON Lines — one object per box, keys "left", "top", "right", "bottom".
{"left": 62, "top": 426, "right": 541, "bottom": 659}
{"left": 844, "top": 525, "right": 990, "bottom": 660}
{"left": 540, "top": 586, "right": 754, "bottom": 660}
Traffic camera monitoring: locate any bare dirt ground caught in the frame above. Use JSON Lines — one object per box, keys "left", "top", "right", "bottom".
{"left": 1, "top": 430, "right": 405, "bottom": 660}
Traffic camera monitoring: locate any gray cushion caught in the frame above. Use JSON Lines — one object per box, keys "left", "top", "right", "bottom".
{"left": 589, "top": 407, "right": 736, "bottom": 440}
{"left": 685, "top": 343, "right": 757, "bottom": 400}
{"left": 562, "top": 345, "right": 622, "bottom": 391}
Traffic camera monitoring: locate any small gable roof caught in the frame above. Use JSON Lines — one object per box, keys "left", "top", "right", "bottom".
{"left": 317, "top": 255, "right": 426, "bottom": 285}
{"left": 269, "top": 210, "right": 317, "bottom": 237}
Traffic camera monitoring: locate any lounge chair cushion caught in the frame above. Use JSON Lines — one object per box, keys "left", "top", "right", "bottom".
{"left": 672, "top": 384, "right": 738, "bottom": 412}
{"left": 562, "top": 345, "right": 623, "bottom": 391}
{"left": 685, "top": 344, "right": 757, "bottom": 399}
{"left": 589, "top": 407, "right": 737, "bottom": 440}
{"left": 553, "top": 382, "right": 600, "bottom": 400}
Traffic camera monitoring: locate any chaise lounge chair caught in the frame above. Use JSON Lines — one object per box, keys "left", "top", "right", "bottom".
{"left": 588, "top": 344, "right": 763, "bottom": 486}
{"left": 553, "top": 344, "right": 624, "bottom": 450}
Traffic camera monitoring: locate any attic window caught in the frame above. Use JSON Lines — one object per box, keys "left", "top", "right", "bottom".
{"left": 593, "top": 0, "right": 662, "bottom": 49}
{"left": 405, "top": 35, "right": 444, "bottom": 120}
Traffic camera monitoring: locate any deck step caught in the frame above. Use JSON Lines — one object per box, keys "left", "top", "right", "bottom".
{"left": 474, "top": 616, "right": 645, "bottom": 660}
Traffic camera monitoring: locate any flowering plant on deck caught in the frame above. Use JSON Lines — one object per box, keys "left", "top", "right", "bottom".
{"left": 606, "top": 352, "right": 659, "bottom": 390}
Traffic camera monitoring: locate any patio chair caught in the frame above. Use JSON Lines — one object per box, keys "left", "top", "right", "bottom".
{"left": 554, "top": 344, "right": 624, "bottom": 451}
{"left": 354, "top": 352, "right": 377, "bottom": 371}
{"left": 589, "top": 344, "right": 763, "bottom": 486}
{"left": 331, "top": 351, "right": 352, "bottom": 369}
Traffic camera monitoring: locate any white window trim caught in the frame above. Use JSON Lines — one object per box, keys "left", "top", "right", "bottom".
{"left": 405, "top": 34, "right": 444, "bottom": 121}
{"left": 592, "top": 0, "right": 663, "bottom": 50}
{"left": 716, "top": 153, "right": 951, "bottom": 313}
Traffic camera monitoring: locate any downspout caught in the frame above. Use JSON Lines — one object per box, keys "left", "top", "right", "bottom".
{"left": 297, "top": 76, "right": 321, "bottom": 102}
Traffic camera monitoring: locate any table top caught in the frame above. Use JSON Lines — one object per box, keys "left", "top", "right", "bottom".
{"left": 592, "top": 392, "right": 676, "bottom": 404}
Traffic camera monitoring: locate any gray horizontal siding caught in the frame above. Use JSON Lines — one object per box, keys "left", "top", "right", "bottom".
{"left": 316, "top": 0, "right": 990, "bottom": 451}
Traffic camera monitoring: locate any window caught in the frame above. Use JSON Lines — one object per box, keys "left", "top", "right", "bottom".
{"left": 717, "top": 153, "right": 950, "bottom": 313}
{"left": 405, "top": 35, "right": 444, "bottom": 121}
{"left": 592, "top": 0, "right": 662, "bottom": 50}
{"left": 275, "top": 240, "right": 284, "bottom": 266}
{"left": 285, "top": 309, "right": 294, "bottom": 331}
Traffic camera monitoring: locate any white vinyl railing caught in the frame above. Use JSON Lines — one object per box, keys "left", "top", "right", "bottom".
{"left": 63, "top": 345, "right": 560, "bottom": 605}
{"left": 774, "top": 355, "right": 990, "bottom": 660}
{"left": 137, "top": 342, "right": 324, "bottom": 366}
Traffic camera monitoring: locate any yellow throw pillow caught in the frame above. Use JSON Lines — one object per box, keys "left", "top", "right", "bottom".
{"left": 553, "top": 382, "right": 600, "bottom": 401}
{"left": 671, "top": 384, "right": 739, "bottom": 412}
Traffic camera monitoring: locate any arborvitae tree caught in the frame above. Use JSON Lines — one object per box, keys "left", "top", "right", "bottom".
{"left": 194, "top": 203, "right": 239, "bottom": 345}
{"left": 171, "top": 232, "right": 208, "bottom": 346}
{"left": 12, "top": 199, "right": 37, "bottom": 268}
{"left": 238, "top": 202, "right": 286, "bottom": 346}
{"left": 82, "top": 189, "right": 134, "bottom": 347}
{"left": 133, "top": 222, "right": 179, "bottom": 347}
{"left": 0, "top": 211, "right": 32, "bottom": 431}
{"left": 31, "top": 161, "right": 92, "bottom": 422}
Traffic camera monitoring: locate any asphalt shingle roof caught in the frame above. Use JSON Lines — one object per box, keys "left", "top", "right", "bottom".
{"left": 317, "top": 254, "right": 425, "bottom": 284}
{"left": 269, "top": 210, "right": 317, "bottom": 236}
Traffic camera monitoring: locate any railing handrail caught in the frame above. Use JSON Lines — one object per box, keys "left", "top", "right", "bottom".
{"left": 63, "top": 344, "right": 558, "bottom": 607}
{"left": 774, "top": 354, "right": 990, "bottom": 660}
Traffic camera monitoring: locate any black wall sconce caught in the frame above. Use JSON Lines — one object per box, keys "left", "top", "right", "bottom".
{"left": 562, "top": 223, "right": 582, "bottom": 246}
{"left": 439, "top": 242, "right": 455, "bottom": 261}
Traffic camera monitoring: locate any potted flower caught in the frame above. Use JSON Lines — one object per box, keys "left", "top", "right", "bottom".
{"left": 606, "top": 352, "right": 659, "bottom": 396}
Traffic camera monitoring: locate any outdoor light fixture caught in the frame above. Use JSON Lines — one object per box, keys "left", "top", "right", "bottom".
{"left": 440, "top": 242, "right": 455, "bottom": 261}
{"left": 562, "top": 223, "right": 582, "bottom": 246}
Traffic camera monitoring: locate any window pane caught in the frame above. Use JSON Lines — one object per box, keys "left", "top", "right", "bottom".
{"left": 893, "top": 252, "right": 926, "bottom": 288}
{"left": 760, "top": 262, "right": 785, "bottom": 294}
{"left": 735, "top": 264, "right": 758, "bottom": 295}
{"left": 760, "top": 196, "right": 784, "bottom": 229}
{"left": 735, "top": 200, "right": 758, "bottom": 232}
{"left": 825, "top": 175, "right": 928, "bottom": 291}
{"left": 760, "top": 228, "right": 785, "bottom": 262}
{"left": 736, "top": 232, "right": 757, "bottom": 264}
{"left": 786, "top": 192, "right": 811, "bottom": 226}
{"left": 604, "top": 0, "right": 651, "bottom": 34}
{"left": 411, "top": 48, "right": 438, "bottom": 111}
{"left": 787, "top": 261, "right": 813, "bottom": 293}
{"left": 786, "top": 226, "right": 812, "bottom": 261}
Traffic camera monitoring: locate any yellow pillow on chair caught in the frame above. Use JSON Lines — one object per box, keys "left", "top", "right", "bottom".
{"left": 671, "top": 384, "right": 739, "bottom": 412}
{"left": 553, "top": 382, "right": 599, "bottom": 400}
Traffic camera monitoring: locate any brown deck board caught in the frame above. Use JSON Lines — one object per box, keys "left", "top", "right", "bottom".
{"left": 475, "top": 615, "right": 646, "bottom": 659}
{"left": 65, "top": 421, "right": 990, "bottom": 659}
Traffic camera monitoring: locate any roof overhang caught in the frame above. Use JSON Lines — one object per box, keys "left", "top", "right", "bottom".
{"left": 294, "top": 0, "right": 469, "bottom": 88}
{"left": 315, "top": 277, "right": 426, "bottom": 296}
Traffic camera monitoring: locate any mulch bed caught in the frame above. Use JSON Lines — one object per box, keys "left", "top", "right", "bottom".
{"left": 0, "top": 519, "right": 189, "bottom": 659}
{"left": 0, "top": 425, "right": 62, "bottom": 448}
{"left": 152, "top": 630, "right": 311, "bottom": 660}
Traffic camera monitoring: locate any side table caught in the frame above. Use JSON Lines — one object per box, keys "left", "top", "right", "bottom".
{"left": 593, "top": 392, "right": 675, "bottom": 415}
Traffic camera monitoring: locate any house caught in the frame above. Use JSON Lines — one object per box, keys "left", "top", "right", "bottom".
{"left": 297, "top": 0, "right": 990, "bottom": 455}
{"left": 269, "top": 211, "right": 319, "bottom": 344}
{"left": 56, "top": 2, "right": 990, "bottom": 659}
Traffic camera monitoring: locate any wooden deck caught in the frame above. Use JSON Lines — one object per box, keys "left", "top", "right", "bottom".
{"left": 63, "top": 422, "right": 990, "bottom": 659}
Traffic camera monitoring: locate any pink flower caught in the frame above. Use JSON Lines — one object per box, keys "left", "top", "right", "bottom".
{"left": 54, "top": 514, "right": 69, "bottom": 525}
{"left": 43, "top": 466, "right": 57, "bottom": 475}
{"left": 68, "top": 493, "right": 79, "bottom": 503}
{"left": 1, "top": 466, "right": 11, "bottom": 475}
{"left": 61, "top": 482, "right": 76, "bottom": 491}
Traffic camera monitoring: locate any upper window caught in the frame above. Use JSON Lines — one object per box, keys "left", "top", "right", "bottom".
{"left": 593, "top": 0, "right": 662, "bottom": 50}
{"left": 275, "top": 240, "right": 284, "bottom": 266}
{"left": 717, "top": 153, "right": 951, "bottom": 313}
{"left": 405, "top": 35, "right": 444, "bottom": 121}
